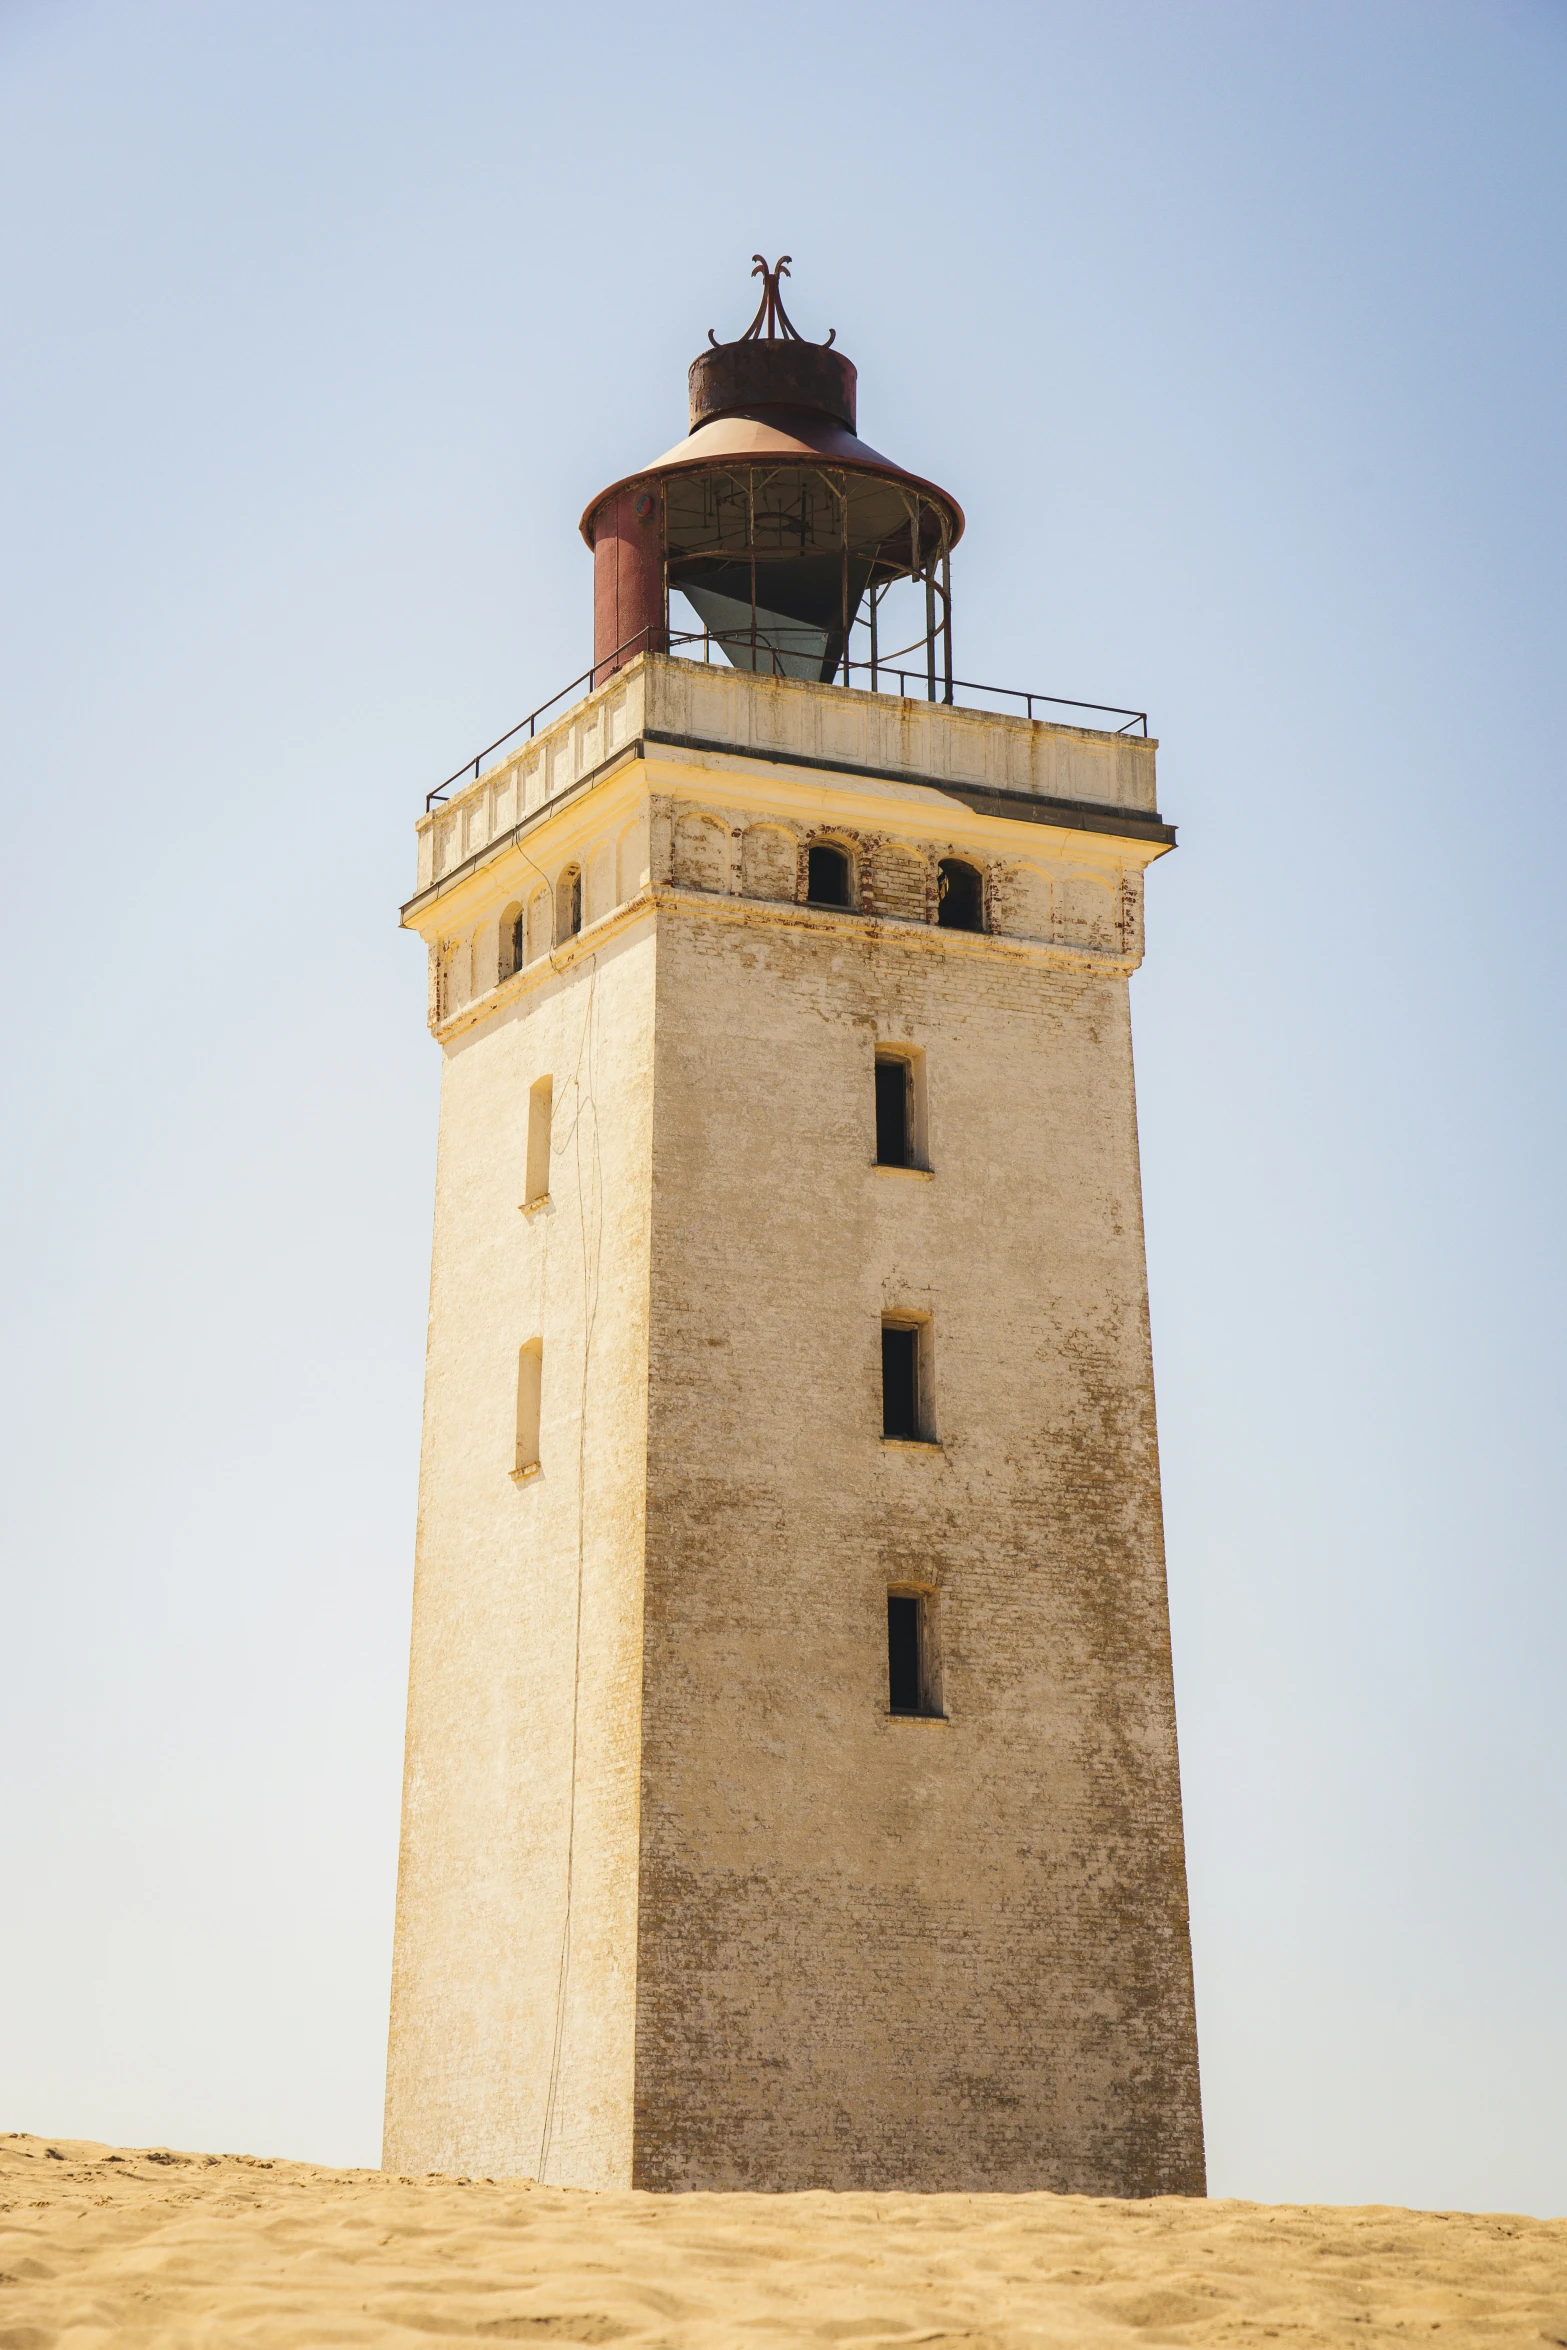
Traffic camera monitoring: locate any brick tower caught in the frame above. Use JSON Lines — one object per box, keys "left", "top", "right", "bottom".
{"left": 383, "top": 263, "right": 1205, "bottom": 2196}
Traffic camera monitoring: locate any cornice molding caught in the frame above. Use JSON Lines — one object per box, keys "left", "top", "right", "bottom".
{"left": 650, "top": 884, "right": 1141, "bottom": 977}
{"left": 641, "top": 730, "right": 1176, "bottom": 846}
{"left": 406, "top": 729, "right": 1171, "bottom": 931}
{"left": 428, "top": 882, "right": 1137, "bottom": 1042}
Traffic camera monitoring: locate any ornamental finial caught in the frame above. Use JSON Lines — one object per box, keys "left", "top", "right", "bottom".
{"left": 706, "top": 254, "right": 836, "bottom": 350}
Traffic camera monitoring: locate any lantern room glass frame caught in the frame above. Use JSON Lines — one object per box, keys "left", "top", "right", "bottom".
{"left": 656, "top": 459, "right": 955, "bottom": 702}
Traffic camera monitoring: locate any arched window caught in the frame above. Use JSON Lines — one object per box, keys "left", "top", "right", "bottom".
{"left": 556, "top": 865, "right": 582, "bottom": 945}
{"left": 937, "top": 858, "right": 983, "bottom": 932}
{"left": 806, "top": 843, "right": 851, "bottom": 908}
{"left": 439, "top": 936, "right": 470, "bottom": 1016}
{"left": 498, "top": 901, "right": 523, "bottom": 982}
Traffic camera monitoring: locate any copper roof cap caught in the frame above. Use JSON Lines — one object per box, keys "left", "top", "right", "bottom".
{"left": 579, "top": 258, "right": 963, "bottom": 547}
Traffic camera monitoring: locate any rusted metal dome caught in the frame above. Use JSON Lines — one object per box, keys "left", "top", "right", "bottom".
{"left": 581, "top": 258, "right": 964, "bottom": 691}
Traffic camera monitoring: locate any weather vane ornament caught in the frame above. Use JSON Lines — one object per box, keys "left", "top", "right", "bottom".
{"left": 708, "top": 254, "right": 836, "bottom": 350}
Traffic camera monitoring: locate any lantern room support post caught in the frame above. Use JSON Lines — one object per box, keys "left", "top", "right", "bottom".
{"left": 925, "top": 543, "right": 937, "bottom": 702}
{"left": 941, "top": 546, "right": 953, "bottom": 704}
{"left": 748, "top": 469, "right": 758, "bottom": 675}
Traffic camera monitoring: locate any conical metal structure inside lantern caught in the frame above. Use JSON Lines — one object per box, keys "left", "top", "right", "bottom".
{"left": 673, "top": 503, "right": 877, "bottom": 686}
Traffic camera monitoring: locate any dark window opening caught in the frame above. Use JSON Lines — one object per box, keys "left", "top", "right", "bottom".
{"left": 887, "top": 1593, "right": 923, "bottom": 1714}
{"left": 875, "top": 1056, "right": 910, "bottom": 1167}
{"left": 807, "top": 844, "right": 850, "bottom": 907}
{"left": 882, "top": 1322, "right": 919, "bottom": 1439}
{"left": 560, "top": 867, "right": 583, "bottom": 939}
{"left": 498, "top": 902, "right": 524, "bottom": 984}
{"left": 937, "top": 858, "right": 983, "bottom": 931}
{"left": 511, "top": 909, "right": 526, "bottom": 970}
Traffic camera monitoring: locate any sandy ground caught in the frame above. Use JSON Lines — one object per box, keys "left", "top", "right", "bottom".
{"left": 2, "top": 2133, "right": 1564, "bottom": 2348}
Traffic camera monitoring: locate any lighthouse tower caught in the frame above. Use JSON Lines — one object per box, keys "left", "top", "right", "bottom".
{"left": 383, "top": 261, "right": 1205, "bottom": 2196}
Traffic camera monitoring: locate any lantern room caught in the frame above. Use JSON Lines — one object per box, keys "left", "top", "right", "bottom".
{"left": 580, "top": 257, "right": 964, "bottom": 700}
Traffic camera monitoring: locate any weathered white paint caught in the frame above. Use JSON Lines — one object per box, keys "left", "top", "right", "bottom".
{"left": 386, "top": 658, "right": 1202, "bottom": 2197}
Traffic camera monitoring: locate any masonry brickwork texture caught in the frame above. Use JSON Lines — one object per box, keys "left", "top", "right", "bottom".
{"left": 384, "top": 655, "right": 1205, "bottom": 2196}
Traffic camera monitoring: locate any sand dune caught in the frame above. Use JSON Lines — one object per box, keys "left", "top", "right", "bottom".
{"left": 2, "top": 2132, "right": 1563, "bottom": 2347}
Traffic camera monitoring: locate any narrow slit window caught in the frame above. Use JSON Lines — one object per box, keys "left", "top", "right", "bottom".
{"left": 807, "top": 844, "right": 850, "bottom": 907}
{"left": 515, "top": 1340, "right": 542, "bottom": 1476}
{"left": 498, "top": 901, "right": 523, "bottom": 984}
{"left": 525, "top": 1076, "right": 553, "bottom": 1208}
{"left": 875, "top": 1055, "right": 911, "bottom": 1167}
{"left": 881, "top": 1321, "right": 920, "bottom": 1440}
{"left": 887, "top": 1593, "right": 923, "bottom": 1714}
{"left": 557, "top": 865, "right": 582, "bottom": 943}
{"left": 937, "top": 858, "right": 983, "bottom": 932}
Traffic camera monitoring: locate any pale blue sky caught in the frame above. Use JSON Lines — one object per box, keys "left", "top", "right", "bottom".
{"left": 3, "top": 0, "right": 1564, "bottom": 2211}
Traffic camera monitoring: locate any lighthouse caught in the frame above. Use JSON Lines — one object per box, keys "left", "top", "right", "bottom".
{"left": 383, "top": 260, "right": 1205, "bottom": 2196}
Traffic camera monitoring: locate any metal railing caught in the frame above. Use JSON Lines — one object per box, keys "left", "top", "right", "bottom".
{"left": 426, "top": 628, "right": 1148, "bottom": 809}
{"left": 851, "top": 666, "right": 1147, "bottom": 735}
{"left": 426, "top": 660, "right": 606, "bottom": 810}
